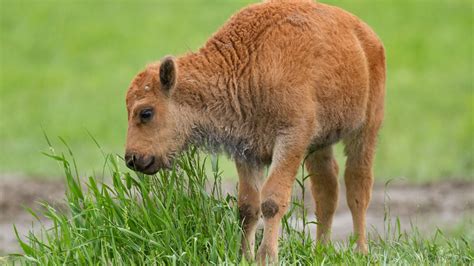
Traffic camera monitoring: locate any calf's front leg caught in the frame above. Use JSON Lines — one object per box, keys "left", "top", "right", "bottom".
{"left": 236, "top": 161, "right": 264, "bottom": 261}
{"left": 257, "top": 135, "right": 309, "bottom": 264}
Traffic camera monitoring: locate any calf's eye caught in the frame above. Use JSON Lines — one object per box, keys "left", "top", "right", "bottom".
{"left": 139, "top": 108, "right": 154, "bottom": 123}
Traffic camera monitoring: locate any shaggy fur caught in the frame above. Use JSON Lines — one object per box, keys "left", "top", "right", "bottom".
{"left": 125, "top": 0, "right": 385, "bottom": 263}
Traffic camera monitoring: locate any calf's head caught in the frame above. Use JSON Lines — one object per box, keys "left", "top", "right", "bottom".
{"left": 125, "top": 56, "right": 184, "bottom": 174}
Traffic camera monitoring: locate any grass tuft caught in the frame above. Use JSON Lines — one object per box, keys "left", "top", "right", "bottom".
{"left": 7, "top": 142, "right": 474, "bottom": 264}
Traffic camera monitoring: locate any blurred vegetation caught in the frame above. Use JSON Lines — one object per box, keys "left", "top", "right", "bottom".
{"left": 0, "top": 0, "right": 472, "bottom": 181}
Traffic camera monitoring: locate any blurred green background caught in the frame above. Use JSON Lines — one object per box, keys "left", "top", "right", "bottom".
{"left": 0, "top": 0, "right": 472, "bottom": 181}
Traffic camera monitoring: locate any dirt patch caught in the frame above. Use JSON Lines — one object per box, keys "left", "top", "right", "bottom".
{"left": 310, "top": 180, "right": 473, "bottom": 240}
{"left": 1, "top": 175, "right": 473, "bottom": 255}
{"left": 0, "top": 174, "right": 65, "bottom": 255}
{"left": 220, "top": 179, "right": 473, "bottom": 241}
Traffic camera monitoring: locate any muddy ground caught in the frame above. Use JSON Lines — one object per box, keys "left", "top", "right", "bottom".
{"left": 1, "top": 174, "right": 473, "bottom": 255}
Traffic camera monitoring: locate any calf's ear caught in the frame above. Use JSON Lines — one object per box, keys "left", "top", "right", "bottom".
{"left": 159, "top": 56, "right": 177, "bottom": 93}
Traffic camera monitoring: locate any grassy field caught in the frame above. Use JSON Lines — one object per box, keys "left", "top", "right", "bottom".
{"left": 1, "top": 0, "right": 473, "bottom": 181}
{"left": 5, "top": 150, "right": 473, "bottom": 264}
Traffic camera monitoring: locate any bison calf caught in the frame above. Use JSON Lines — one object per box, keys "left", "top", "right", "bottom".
{"left": 125, "top": 0, "right": 385, "bottom": 263}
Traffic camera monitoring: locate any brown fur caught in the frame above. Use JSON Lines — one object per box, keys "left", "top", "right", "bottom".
{"left": 125, "top": 0, "right": 385, "bottom": 263}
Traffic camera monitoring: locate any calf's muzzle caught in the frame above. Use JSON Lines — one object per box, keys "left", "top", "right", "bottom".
{"left": 125, "top": 152, "right": 156, "bottom": 174}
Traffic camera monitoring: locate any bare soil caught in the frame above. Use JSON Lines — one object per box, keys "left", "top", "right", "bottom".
{"left": 1, "top": 174, "right": 472, "bottom": 255}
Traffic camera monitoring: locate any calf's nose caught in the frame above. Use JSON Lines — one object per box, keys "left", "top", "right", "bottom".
{"left": 125, "top": 153, "right": 137, "bottom": 169}
{"left": 125, "top": 152, "right": 155, "bottom": 172}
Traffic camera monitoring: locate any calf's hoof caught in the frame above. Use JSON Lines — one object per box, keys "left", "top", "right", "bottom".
{"left": 241, "top": 246, "right": 255, "bottom": 263}
{"left": 356, "top": 242, "right": 368, "bottom": 255}
{"left": 256, "top": 245, "right": 278, "bottom": 265}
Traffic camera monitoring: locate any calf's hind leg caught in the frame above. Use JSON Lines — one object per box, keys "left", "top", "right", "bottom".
{"left": 236, "top": 161, "right": 264, "bottom": 261}
{"left": 305, "top": 146, "right": 339, "bottom": 244}
{"left": 343, "top": 124, "right": 380, "bottom": 253}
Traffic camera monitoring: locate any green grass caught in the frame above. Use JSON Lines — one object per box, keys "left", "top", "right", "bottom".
{"left": 5, "top": 146, "right": 473, "bottom": 264}
{"left": 1, "top": 0, "right": 473, "bottom": 181}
